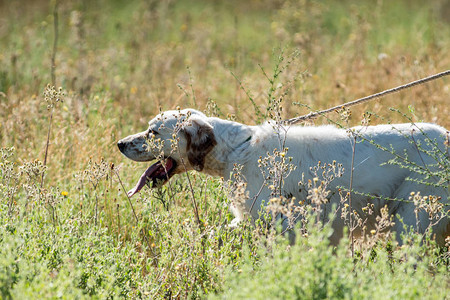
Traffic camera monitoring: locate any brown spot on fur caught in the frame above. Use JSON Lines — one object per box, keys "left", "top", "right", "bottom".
{"left": 184, "top": 120, "right": 217, "bottom": 171}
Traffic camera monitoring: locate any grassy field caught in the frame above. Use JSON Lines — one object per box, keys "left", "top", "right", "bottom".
{"left": 0, "top": 0, "right": 449, "bottom": 298}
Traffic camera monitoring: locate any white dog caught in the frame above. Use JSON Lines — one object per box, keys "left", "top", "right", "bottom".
{"left": 118, "top": 109, "right": 449, "bottom": 245}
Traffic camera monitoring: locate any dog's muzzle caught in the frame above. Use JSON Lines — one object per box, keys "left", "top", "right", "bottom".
{"left": 117, "top": 140, "right": 126, "bottom": 153}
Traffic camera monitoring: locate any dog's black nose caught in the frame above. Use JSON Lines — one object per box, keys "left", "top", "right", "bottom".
{"left": 117, "top": 140, "right": 126, "bottom": 152}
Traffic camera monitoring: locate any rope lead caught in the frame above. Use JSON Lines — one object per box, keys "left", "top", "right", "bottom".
{"left": 285, "top": 70, "right": 450, "bottom": 125}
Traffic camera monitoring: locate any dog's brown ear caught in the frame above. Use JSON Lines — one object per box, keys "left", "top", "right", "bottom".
{"left": 183, "top": 116, "right": 216, "bottom": 171}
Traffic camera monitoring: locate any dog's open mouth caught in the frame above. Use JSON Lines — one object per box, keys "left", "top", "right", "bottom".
{"left": 127, "top": 158, "right": 177, "bottom": 197}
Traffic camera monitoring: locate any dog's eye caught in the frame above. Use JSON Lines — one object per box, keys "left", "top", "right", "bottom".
{"left": 148, "top": 129, "right": 159, "bottom": 137}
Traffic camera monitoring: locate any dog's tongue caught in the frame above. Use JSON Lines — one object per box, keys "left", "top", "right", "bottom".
{"left": 127, "top": 159, "right": 173, "bottom": 197}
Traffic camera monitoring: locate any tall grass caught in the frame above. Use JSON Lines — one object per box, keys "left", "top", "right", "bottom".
{"left": 0, "top": 0, "right": 449, "bottom": 298}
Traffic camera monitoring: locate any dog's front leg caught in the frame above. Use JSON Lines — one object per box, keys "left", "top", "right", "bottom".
{"left": 229, "top": 217, "right": 241, "bottom": 228}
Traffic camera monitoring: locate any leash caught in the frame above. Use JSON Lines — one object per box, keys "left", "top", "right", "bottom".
{"left": 285, "top": 70, "right": 450, "bottom": 125}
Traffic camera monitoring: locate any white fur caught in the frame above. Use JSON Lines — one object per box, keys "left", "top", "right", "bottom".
{"left": 119, "top": 109, "right": 449, "bottom": 245}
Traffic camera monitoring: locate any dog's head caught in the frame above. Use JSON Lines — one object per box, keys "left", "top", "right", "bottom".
{"left": 118, "top": 109, "right": 216, "bottom": 197}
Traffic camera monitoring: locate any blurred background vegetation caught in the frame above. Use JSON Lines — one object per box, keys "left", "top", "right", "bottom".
{"left": 1, "top": 0, "right": 449, "bottom": 180}
{"left": 1, "top": 0, "right": 449, "bottom": 179}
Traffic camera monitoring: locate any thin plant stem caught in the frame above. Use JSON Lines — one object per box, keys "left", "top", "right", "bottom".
{"left": 114, "top": 168, "right": 139, "bottom": 224}
{"left": 51, "top": 0, "right": 59, "bottom": 87}
{"left": 229, "top": 69, "right": 263, "bottom": 122}
{"left": 41, "top": 0, "right": 59, "bottom": 187}
{"left": 114, "top": 167, "right": 151, "bottom": 247}
{"left": 176, "top": 148, "right": 201, "bottom": 226}
{"left": 94, "top": 192, "right": 98, "bottom": 226}
{"left": 41, "top": 108, "right": 53, "bottom": 187}
{"left": 349, "top": 133, "right": 357, "bottom": 257}
{"left": 187, "top": 66, "right": 197, "bottom": 108}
